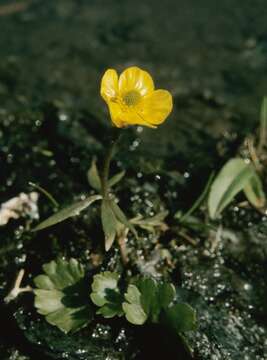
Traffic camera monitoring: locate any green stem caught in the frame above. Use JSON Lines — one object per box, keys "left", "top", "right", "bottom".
{"left": 101, "top": 128, "right": 122, "bottom": 198}
{"left": 29, "top": 181, "right": 59, "bottom": 209}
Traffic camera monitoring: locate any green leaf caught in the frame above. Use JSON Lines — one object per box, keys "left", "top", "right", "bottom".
{"left": 244, "top": 174, "right": 266, "bottom": 209}
{"left": 110, "top": 200, "right": 138, "bottom": 239}
{"left": 208, "top": 158, "right": 254, "bottom": 219}
{"left": 141, "top": 211, "right": 169, "bottom": 226}
{"left": 122, "top": 285, "right": 147, "bottom": 325}
{"left": 34, "top": 258, "right": 92, "bottom": 333}
{"left": 132, "top": 211, "right": 168, "bottom": 234}
{"left": 96, "top": 303, "right": 123, "bottom": 318}
{"left": 89, "top": 272, "right": 197, "bottom": 335}
{"left": 163, "top": 303, "right": 197, "bottom": 333}
{"left": 176, "top": 215, "right": 215, "bottom": 233}
{"left": 90, "top": 271, "right": 119, "bottom": 307}
{"left": 108, "top": 170, "right": 126, "bottom": 188}
{"left": 135, "top": 278, "right": 175, "bottom": 323}
{"left": 90, "top": 271, "right": 123, "bottom": 318}
{"left": 101, "top": 199, "right": 119, "bottom": 251}
{"left": 87, "top": 157, "right": 102, "bottom": 191}
{"left": 157, "top": 282, "right": 176, "bottom": 309}
{"left": 258, "top": 96, "right": 267, "bottom": 153}
{"left": 33, "top": 195, "right": 102, "bottom": 231}
{"left": 136, "top": 278, "right": 159, "bottom": 322}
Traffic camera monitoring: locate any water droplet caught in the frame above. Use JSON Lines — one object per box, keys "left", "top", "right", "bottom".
{"left": 184, "top": 171, "right": 190, "bottom": 178}
{"left": 59, "top": 112, "right": 68, "bottom": 121}
{"left": 244, "top": 283, "right": 252, "bottom": 291}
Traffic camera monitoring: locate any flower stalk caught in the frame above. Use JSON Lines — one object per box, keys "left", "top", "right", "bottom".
{"left": 101, "top": 128, "right": 122, "bottom": 198}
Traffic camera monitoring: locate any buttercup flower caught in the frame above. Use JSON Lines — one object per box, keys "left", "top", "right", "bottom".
{"left": 100, "top": 66, "right": 173, "bottom": 128}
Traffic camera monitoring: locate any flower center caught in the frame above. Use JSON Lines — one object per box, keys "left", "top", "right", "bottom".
{"left": 122, "top": 90, "right": 141, "bottom": 107}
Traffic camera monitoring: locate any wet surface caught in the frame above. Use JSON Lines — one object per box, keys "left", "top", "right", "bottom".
{"left": 0, "top": 0, "right": 267, "bottom": 359}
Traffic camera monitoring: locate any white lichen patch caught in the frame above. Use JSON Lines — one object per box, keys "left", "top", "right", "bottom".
{"left": 0, "top": 192, "right": 39, "bottom": 226}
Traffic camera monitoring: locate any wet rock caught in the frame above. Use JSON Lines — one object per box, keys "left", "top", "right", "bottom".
{"left": 175, "top": 220, "right": 267, "bottom": 360}
{"left": 15, "top": 307, "right": 130, "bottom": 360}
{"left": 14, "top": 304, "right": 193, "bottom": 360}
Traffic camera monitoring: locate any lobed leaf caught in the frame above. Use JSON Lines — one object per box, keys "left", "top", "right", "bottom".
{"left": 122, "top": 285, "right": 147, "bottom": 325}
{"left": 89, "top": 271, "right": 197, "bottom": 334}
{"left": 34, "top": 258, "right": 92, "bottom": 333}
{"left": 135, "top": 278, "right": 158, "bottom": 322}
{"left": 157, "top": 282, "right": 176, "bottom": 309}
{"left": 136, "top": 278, "right": 175, "bottom": 323}
{"left": 90, "top": 271, "right": 123, "bottom": 318}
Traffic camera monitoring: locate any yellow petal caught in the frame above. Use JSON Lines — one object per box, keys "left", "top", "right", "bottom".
{"left": 107, "top": 101, "right": 125, "bottom": 128}
{"left": 108, "top": 101, "right": 155, "bottom": 128}
{"left": 140, "top": 89, "right": 173, "bottom": 126}
{"left": 121, "top": 110, "right": 156, "bottom": 128}
{"left": 100, "top": 69, "right": 119, "bottom": 102}
{"left": 119, "top": 66, "right": 154, "bottom": 97}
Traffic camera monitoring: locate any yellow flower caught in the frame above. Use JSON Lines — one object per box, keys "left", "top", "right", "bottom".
{"left": 100, "top": 66, "right": 173, "bottom": 128}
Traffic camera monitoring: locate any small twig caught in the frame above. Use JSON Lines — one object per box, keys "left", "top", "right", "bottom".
{"left": 237, "top": 200, "right": 250, "bottom": 208}
{"left": 4, "top": 269, "right": 32, "bottom": 303}
{"left": 210, "top": 225, "right": 222, "bottom": 253}
{"left": 178, "top": 230, "right": 197, "bottom": 246}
